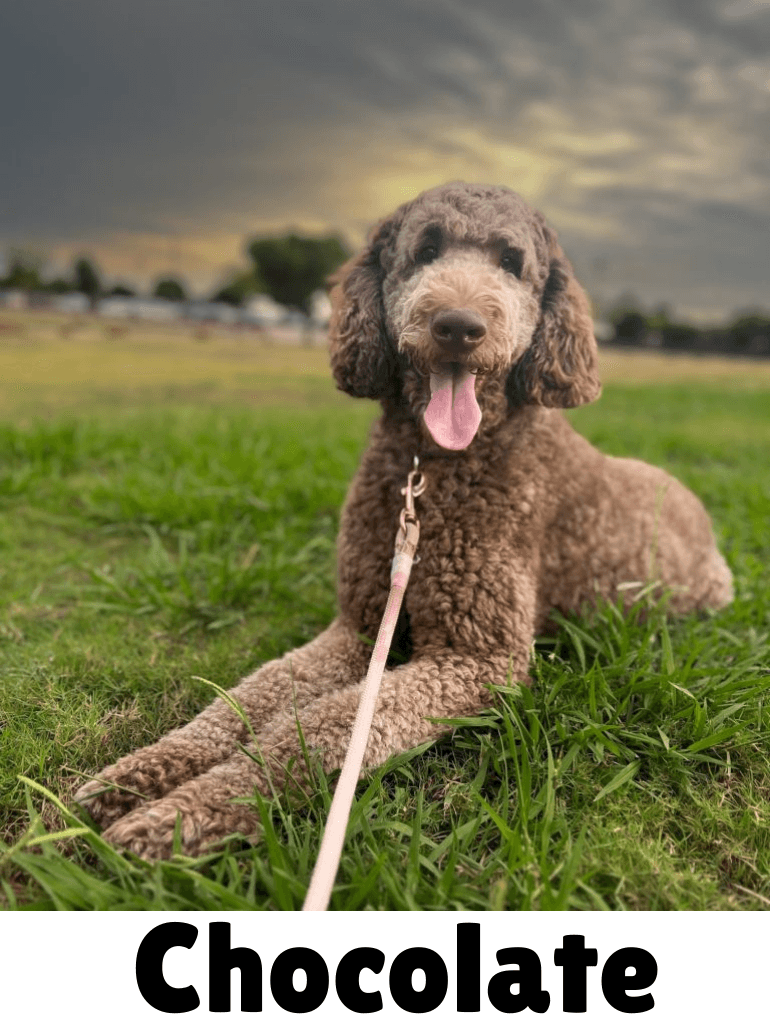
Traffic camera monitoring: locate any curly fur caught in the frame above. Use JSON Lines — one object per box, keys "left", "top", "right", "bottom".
{"left": 75, "top": 182, "right": 732, "bottom": 860}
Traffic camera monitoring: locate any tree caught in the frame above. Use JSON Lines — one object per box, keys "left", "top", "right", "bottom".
{"left": 109, "top": 284, "right": 136, "bottom": 297}
{"left": 47, "top": 277, "right": 73, "bottom": 294}
{"left": 728, "top": 310, "right": 770, "bottom": 354}
{"left": 74, "top": 257, "right": 101, "bottom": 307}
{"left": 647, "top": 303, "right": 672, "bottom": 330}
{"left": 606, "top": 293, "right": 645, "bottom": 327}
{"left": 153, "top": 278, "right": 187, "bottom": 301}
{"left": 211, "top": 269, "right": 266, "bottom": 307}
{"left": 613, "top": 312, "right": 648, "bottom": 344}
{"left": 660, "top": 322, "right": 701, "bottom": 351}
{"left": 606, "top": 294, "right": 649, "bottom": 346}
{"left": 2, "top": 249, "right": 44, "bottom": 291}
{"left": 247, "top": 234, "right": 349, "bottom": 312}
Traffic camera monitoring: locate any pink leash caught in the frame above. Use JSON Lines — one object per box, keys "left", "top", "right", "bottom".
{"left": 302, "top": 457, "right": 426, "bottom": 911}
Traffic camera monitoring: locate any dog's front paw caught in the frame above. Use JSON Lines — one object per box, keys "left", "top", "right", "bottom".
{"left": 102, "top": 803, "right": 201, "bottom": 860}
{"left": 74, "top": 772, "right": 147, "bottom": 828}
{"left": 101, "top": 782, "right": 259, "bottom": 860}
{"left": 73, "top": 741, "right": 205, "bottom": 827}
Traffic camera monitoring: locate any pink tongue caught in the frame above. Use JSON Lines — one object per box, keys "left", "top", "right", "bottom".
{"left": 424, "top": 364, "right": 482, "bottom": 450}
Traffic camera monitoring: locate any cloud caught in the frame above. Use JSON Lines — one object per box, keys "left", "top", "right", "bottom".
{"left": 1, "top": 0, "right": 768, "bottom": 316}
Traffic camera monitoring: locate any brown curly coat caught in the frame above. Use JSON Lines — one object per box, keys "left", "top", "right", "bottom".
{"left": 75, "top": 182, "right": 733, "bottom": 859}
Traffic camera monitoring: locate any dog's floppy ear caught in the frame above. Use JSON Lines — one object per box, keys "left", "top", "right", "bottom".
{"left": 328, "top": 213, "right": 403, "bottom": 399}
{"left": 511, "top": 220, "right": 601, "bottom": 408}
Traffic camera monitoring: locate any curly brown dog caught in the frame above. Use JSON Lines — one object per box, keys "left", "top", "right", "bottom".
{"left": 75, "top": 182, "right": 733, "bottom": 859}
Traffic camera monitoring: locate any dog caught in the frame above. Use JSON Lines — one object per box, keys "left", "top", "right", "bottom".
{"left": 75, "top": 182, "right": 733, "bottom": 859}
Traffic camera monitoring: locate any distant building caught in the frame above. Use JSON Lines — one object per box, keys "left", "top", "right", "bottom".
{"left": 97, "top": 296, "right": 183, "bottom": 321}
{"left": 185, "top": 301, "right": 239, "bottom": 324}
{"left": 592, "top": 320, "right": 614, "bottom": 344}
{"left": 0, "top": 289, "right": 27, "bottom": 310}
{"left": 242, "top": 293, "right": 287, "bottom": 327}
{"left": 97, "top": 296, "right": 133, "bottom": 318}
{"left": 52, "top": 292, "right": 89, "bottom": 314}
{"left": 133, "top": 299, "right": 183, "bottom": 322}
{"left": 309, "top": 289, "right": 332, "bottom": 326}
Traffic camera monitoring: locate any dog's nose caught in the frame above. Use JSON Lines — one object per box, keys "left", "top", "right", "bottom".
{"left": 430, "top": 308, "right": 487, "bottom": 352}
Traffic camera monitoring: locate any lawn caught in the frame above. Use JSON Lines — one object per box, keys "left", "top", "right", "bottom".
{"left": 1, "top": 315, "right": 769, "bottom": 910}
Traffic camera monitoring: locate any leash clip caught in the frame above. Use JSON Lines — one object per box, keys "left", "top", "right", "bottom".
{"left": 399, "top": 456, "right": 426, "bottom": 533}
{"left": 395, "top": 456, "right": 426, "bottom": 564}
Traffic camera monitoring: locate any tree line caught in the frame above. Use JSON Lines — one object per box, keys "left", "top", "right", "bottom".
{"left": 3, "top": 242, "right": 768, "bottom": 355}
{"left": 0, "top": 234, "right": 350, "bottom": 313}
{"left": 606, "top": 297, "right": 770, "bottom": 357}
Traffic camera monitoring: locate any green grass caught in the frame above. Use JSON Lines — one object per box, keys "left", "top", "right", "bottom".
{"left": 1, "top": 346, "right": 769, "bottom": 909}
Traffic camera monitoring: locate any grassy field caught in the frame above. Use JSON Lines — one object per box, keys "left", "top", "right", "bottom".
{"left": 1, "top": 314, "right": 769, "bottom": 910}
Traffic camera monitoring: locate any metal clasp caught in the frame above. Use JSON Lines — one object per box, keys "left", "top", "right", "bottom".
{"left": 399, "top": 455, "right": 426, "bottom": 533}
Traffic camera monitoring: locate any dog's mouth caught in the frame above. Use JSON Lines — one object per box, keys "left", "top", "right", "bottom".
{"left": 424, "top": 362, "right": 482, "bottom": 450}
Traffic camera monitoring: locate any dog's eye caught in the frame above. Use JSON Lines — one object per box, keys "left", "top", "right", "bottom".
{"left": 416, "top": 245, "right": 438, "bottom": 265}
{"left": 500, "top": 248, "right": 524, "bottom": 277}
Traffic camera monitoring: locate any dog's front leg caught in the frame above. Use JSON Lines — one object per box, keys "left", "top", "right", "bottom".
{"left": 74, "top": 619, "right": 370, "bottom": 828}
{"left": 101, "top": 650, "right": 519, "bottom": 860}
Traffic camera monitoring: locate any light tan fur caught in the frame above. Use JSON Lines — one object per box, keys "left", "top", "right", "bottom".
{"left": 75, "top": 183, "right": 732, "bottom": 859}
{"left": 396, "top": 254, "right": 539, "bottom": 376}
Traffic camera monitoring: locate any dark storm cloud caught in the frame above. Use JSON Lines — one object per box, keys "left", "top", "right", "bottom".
{"left": 1, "top": 0, "right": 768, "bottom": 315}
{"left": 2, "top": 0, "right": 511, "bottom": 236}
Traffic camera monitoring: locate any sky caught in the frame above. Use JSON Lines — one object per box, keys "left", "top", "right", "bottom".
{"left": 2, "top": 0, "right": 769, "bottom": 322}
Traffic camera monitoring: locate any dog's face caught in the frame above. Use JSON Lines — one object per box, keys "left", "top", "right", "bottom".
{"left": 329, "top": 182, "right": 600, "bottom": 450}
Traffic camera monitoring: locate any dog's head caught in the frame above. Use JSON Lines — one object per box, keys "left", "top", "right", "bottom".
{"left": 329, "top": 181, "right": 600, "bottom": 450}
